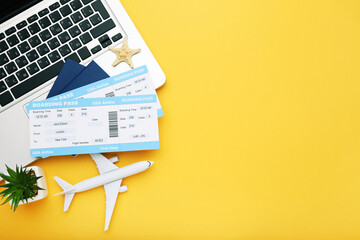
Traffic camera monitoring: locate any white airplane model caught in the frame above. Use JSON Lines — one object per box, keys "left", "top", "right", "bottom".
{"left": 54, "top": 153, "right": 154, "bottom": 231}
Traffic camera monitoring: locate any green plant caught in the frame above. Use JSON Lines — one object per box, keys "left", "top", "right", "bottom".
{"left": 0, "top": 165, "right": 43, "bottom": 211}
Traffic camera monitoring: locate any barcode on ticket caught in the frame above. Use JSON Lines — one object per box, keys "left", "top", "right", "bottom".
{"left": 108, "top": 111, "right": 119, "bottom": 138}
{"left": 105, "top": 92, "right": 115, "bottom": 97}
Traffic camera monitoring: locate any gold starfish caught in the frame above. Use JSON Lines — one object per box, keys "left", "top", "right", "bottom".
{"left": 108, "top": 37, "right": 141, "bottom": 68}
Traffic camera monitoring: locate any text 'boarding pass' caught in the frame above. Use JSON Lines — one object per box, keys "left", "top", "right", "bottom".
{"left": 38, "top": 65, "right": 164, "bottom": 117}
{"left": 28, "top": 95, "right": 159, "bottom": 158}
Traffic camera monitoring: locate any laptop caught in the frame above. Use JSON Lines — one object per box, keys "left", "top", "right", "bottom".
{"left": 0, "top": 0, "right": 166, "bottom": 174}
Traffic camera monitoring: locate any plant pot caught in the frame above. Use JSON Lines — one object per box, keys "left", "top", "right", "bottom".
{"left": 7, "top": 166, "right": 48, "bottom": 205}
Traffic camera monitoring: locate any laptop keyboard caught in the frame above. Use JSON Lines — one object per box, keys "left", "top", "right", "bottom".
{"left": 0, "top": 0, "right": 123, "bottom": 109}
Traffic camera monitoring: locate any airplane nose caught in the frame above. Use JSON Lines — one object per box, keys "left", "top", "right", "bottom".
{"left": 147, "top": 161, "right": 154, "bottom": 167}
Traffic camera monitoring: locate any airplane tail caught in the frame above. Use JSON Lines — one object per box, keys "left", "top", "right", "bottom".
{"left": 54, "top": 176, "right": 75, "bottom": 212}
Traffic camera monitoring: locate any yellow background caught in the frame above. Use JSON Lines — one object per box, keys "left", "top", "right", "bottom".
{"left": 1, "top": 0, "right": 360, "bottom": 239}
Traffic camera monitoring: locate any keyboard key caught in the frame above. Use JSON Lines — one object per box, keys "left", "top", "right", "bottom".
{"left": 90, "top": 13, "right": 101, "bottom": 26}
{"left": 18, "top": 44, "right": 30, "bottom": 57}
{"left": 15, "top": 56, "right": 28, "bottom": 68}
{"left": 81, "top": 0, "right": 94, "bottom": 4}
{"left": 60, "top": 17, "right": 73, "bottom": 30}
{"left": 26, "top": 62, "right": 40, "bottom": 75}
{"left": 48, "top": 38, "right": 61, "bottom": 49}
{"left": 79, "top": 19, "right": 91, "bottom": 31}
{"left": 70, "top": 0, "right": 83, "bottom": 11}
{"left": 39, "top": 17, "right": 52, "bottom": 29}
{"left": 0, "top": 41, "right": 9, "bottom": 53}
{"left": 50, "top": 23, "right": 62, "bottom": 36}
{"left": 91, "top": 45, "right": 101, "bottom": 54}
{"left": 16, "top": 21, "right": 27, "bottom": 30}
{"left": 0, "top": 80, "right": 6, "bottom": 92}
{"left": 49, "top": 11, "right": 62, "bottom": 23}
{"left": 58, "top": 32, "right": 71, "bottom": 43}
{"left": 4, "top": 62, "right": 17, "bottom": 74}
{"left": 90, "top": 19, "right": 115, "bottom": 38}
{"left": 81, "top": 5, "right": 93, "bottom": 17}
{"left": 5, "top": 75, "right": 17, "bottom": 87}
{"left": 26, "top": 50, "right": 39, "bottom": 62}
{"left": 0, "top": 68, "right": 6, "bottom": 80}
{"left": 69, "top": 38, "right": 81, "bottom": 50}
{"left": 112, "top": 33, "right": 122, "bottom": 42}
{"left": 77, "top": 46, "right": 91, "bottom": 60}
{"left": 17, "top": 29, "right": 30, "bottom": 41}
{"left": 39, "top": 29, "right": 52, "bottom": 41}
{"left": 60, "top": 5, "right": 72, "bottom": 17}
{"left": 59, "top": 44, "right": 71, "bottom": 56}
{"left": 0, "top": 33, "right": 4, "bottom": 40}
{"left": 0, "top": 54, "right": 9, "bottom": 66}
{"left": 38, "top": 8, "right": 49, "bottom": 17}
{"left": 60, "top": 0, "right": 71, "bottom": 4}
{"left": 48, "top": 50, "right": 61, "bottom": 62}
{"left": 92, "top": 0, "right": 110, "bottom": 20}
{"left": 28, "top": 35, "right": 41, "bottom": 47}
{"left": 28, "top": 23, "right": 41, "bottom": 35}
{"left": 6, "top": 35, "right": 19, "bottom": 47}
{"left": 37, "top": 43, "right": 50, "bottom": 56}
{"left": 49, "top": 2, "right": 60, "bottom": 11}
{"left": 79, "top": 32, "right": 92, "bottom": 44}
{"left": 69, "top": 25, "right": 81, "bottom": 37}
{"left": 0, "top": 91, "right": 13, "bottom": 107}
{"left": 5, "top": 27, "right": 16, "bottom": 36}
{"left": 7, "top": 48, "right": 20, "bottom": 60}
{"left": 66, "top": 52, "right": 80, "bottom": 63}
{"left": 37, "top": 56, "right": 50, "bottom": 68}
{"left": 71, "top": 11, "right": 83, "bottom": 23}
{"left": 16, "top": 69, "right": 29, "bottom": 81}
{"left": 11, "top": 60, "right": 64, "bottom": 99}
{"left": 27, "top": 14, "right": 38, "bottom": 23}
{"left": 98, "top": 34, "right": 111, "bottom": 48}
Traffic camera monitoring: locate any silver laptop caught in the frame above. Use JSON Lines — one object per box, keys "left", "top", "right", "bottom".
{"left": 0, "top": 0, "right": 166, "bottom": 174}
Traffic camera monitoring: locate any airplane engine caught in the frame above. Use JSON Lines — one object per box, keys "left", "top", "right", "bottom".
{"left": 109, "top": 156, "right": 119, "bottom": 163}
{"left": 119, "top": 186, "right": 128, "bottom": 193}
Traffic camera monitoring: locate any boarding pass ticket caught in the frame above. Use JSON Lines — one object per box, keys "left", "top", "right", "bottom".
{"left": 28, "top": 95, "right": 159, "bottom": 158}
{"left": 39, "top": 65, "right": 164, "bottom": 117}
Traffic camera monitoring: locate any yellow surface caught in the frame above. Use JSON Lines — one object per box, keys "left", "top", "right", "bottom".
{"left": 1, "top": 0, "right": 360, "bottom": 239}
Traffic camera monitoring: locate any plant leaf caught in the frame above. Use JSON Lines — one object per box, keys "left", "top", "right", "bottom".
{"left": 0, "top": 173, "right": 13, "bottom": 183}
{"left": 6, "top": 165, "right": 17, "bottom": 179}
{"left": 1, "top": 195, "right": 13, "bottom": 205}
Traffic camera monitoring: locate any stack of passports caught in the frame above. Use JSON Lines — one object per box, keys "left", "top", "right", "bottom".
{"left": 47, "top": 59, "right": 110, "bottom": 98}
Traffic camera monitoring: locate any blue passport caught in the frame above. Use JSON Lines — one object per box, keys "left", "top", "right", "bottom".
{"left": 47, "top": 59, "right": 109, "bottom": 98}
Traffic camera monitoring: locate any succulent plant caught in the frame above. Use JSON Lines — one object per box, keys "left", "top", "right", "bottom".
{"left": 0, "top": 165, "right": 44, "bottom": 211}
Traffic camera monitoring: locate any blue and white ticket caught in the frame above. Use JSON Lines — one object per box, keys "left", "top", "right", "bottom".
{"left": 41, "top": 65, "right": 164, "bottom": 117}
{"left": 28, "top": 95, "right": 159, "bottom": 158}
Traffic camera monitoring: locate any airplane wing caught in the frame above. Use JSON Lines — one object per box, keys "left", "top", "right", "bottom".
{"left": 103, "top": 179, "right": 122, "bottom": 231}
{"left": 90, "top": 153, "right": 118, "bottom": 175}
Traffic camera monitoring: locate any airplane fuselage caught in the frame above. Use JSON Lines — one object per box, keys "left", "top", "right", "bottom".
{"left": 63, "top": 161, "right": 152, "bottom": 194}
